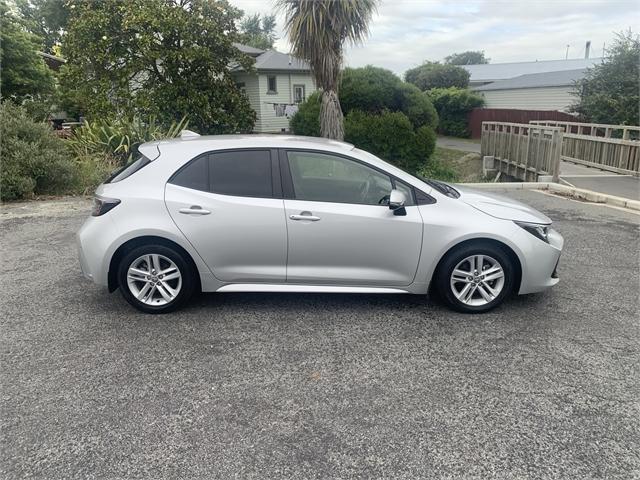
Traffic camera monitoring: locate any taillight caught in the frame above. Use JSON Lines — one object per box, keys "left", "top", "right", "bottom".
{"left": 91, "top": 196, "right": 121, "bottom": 216}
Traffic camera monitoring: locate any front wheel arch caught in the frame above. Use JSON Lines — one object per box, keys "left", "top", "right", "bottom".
{"left": 108, "top": 236, "right": 201, "bottom": 293}
{"left": 429, "top": 238, "right": 522, "bottom": 296}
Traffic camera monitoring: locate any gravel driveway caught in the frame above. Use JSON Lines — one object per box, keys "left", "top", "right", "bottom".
{"left": 1, "top": 191, "right": 638, "bottom": 479}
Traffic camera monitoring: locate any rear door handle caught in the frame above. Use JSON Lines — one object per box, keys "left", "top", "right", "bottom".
{"left": 179, "top": 206, "right": 211, "bottom": 215}
{"left": 290, "top": 212, "right": 321, "bottom": 221}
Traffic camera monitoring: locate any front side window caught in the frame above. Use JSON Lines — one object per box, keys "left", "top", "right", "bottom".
{"left": 170, "top": 150, "right": 273, "bottom": 198}
{"left": 287, "top": 151, "right": 392, "bottom": 205}
{"left": 267, "top": 76, "right": 277, "bottom": 93}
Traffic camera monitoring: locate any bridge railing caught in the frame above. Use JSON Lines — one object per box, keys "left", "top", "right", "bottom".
{"left": 529, "top": 120, "right": 640, "bottom": 141}
{"left": 481, "top": 122, "right": 563, "bottom": 182}
{"left": 529, "top": 121, "right": 640, "bottom": 175}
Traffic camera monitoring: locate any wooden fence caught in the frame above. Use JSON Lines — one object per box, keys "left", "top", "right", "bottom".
{"left": 481, "top": 122, "right": 563, "bottom": 182}
{"left": 530, "top": 121, "right": 640, "bottom": 175}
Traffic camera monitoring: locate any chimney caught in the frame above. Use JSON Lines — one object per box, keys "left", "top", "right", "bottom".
{"left": 585, "top": 41, "right": 591, "bottom": 59}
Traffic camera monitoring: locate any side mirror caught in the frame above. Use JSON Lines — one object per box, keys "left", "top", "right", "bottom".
{"left": 389, "top": 189, "right": 407, "bottom": 216}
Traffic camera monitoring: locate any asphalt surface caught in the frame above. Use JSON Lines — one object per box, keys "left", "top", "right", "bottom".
{"left": 1, "top": 192, "right": 639, "bottom": 479}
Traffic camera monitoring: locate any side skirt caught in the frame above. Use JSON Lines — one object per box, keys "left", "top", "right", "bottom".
{"left": 215, "top": 284, "right": 413, "bottom": 294}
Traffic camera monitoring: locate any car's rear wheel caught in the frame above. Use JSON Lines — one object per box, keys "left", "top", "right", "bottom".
{"left": 117, "top": 244, "right": 196, "bottom": 313}
{"left": 435, "top": 242, "right": 515, "bottom": 313}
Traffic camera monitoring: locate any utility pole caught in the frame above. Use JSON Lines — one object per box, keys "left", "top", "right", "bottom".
{"left": 565, "top": 44, "right": 570, "bottom": 59}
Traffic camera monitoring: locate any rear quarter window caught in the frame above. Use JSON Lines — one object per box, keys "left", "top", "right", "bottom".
{"left": 106, "top": 155, "right": 152, "bottom": 183}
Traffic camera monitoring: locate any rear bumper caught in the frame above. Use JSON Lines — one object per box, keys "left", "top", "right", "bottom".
{"left": 518, "top": 228, "right": 564, "bottom": 295}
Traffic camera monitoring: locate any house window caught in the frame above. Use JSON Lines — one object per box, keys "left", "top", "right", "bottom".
{"left": 267, "top": 76, "right": 277, "bottom": 94}
{"left": 293, "top": 84, "right": 305, "bottom": 103}
{"left": 236, "top": 81, "right": 246, "bottom": 94}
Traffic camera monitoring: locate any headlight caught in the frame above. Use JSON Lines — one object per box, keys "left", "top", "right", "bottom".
{"left": 514, "top": 221, "right": 550, "bottom": 243}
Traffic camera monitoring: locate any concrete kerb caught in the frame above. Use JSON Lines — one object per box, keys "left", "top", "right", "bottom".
{"left": 459, "top": 182, "right": 640, "bottom": 212}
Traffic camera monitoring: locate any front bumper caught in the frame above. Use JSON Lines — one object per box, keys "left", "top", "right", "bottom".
{"left": 518, "top": 227, "right": 564, "bottom": 295}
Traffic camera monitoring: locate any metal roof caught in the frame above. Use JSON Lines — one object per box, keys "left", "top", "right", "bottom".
{"left": 463, "top": 58, "right": 602, "bottom": 82}
{"left": 474, "top": 68, "right": 588, "bottom": 91}
{"left": 232, "top": 43, "right": 311, "bottom": 72}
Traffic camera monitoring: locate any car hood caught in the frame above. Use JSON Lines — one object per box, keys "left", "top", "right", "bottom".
{"left": 455, "top": 185, "right": 552, "bottom": 224}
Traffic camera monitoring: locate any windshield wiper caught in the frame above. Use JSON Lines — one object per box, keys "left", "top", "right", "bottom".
{"left": 422, "top": 178, "right": 460, "bottom": 199}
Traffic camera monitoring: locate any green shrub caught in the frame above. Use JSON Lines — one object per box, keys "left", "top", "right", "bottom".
{"left": 0, "top": 102, "right": 78, "bottom": 201}
{"left": 289, "top": 91, "right": 321, "bottom": 137}
{"left": 397, "top": 83, "right": 439, "bottom": 130}
{"left": 68, "top": 115, "right": 189, "bottom": 166}
{"left": 344, "top": 110, "right": 436, "bottom": 173}
{"left": 405, "top": 62, "right": 471, "bottom": 90}
{"left": 426, "top": 87, "right": 484, "bottom": 137}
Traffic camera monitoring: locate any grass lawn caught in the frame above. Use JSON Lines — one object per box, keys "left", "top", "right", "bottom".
{"left": 421, "top": 146, "right": 485, "bottom": 183}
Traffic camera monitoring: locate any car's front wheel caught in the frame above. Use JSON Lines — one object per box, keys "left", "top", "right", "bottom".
{"left": 435, "top": 242, "right": 516, "bottom": 313}
{"left": 117, "top": 244, "right": 196, "bottom": 313}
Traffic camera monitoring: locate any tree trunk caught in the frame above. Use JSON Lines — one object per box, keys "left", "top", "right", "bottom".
{"left": 320, "top": 89, "right": 344, "bottom": 141}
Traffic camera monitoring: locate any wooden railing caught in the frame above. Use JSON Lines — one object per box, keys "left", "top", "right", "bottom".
{"left": 529, "top": 121, "right": 640, "bottom": 175}
{"left": 529, "top": 120, "right": 640, "bottom": 141}
{"left": 481, "top": 122, "right": 563, "bottom": 182}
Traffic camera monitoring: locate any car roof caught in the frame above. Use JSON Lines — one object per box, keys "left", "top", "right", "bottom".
{"left": 139, "top": 134, "right": 355, "bottom": 160}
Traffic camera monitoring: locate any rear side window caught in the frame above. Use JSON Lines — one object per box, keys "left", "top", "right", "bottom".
{"left": 169, "top": 150, "right": 273, "bottom": 198}
{"left": 106, "top": 154, "right": 151, "bottom": 183}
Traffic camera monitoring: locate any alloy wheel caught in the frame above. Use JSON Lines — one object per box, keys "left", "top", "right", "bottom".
{"left": 126, "top": 254, "right": 182, "bottom": 306}
{"left": 449, "top": 254, "right": 505, "bottom": 306}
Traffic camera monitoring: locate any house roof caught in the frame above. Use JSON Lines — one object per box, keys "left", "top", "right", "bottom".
{"left": 232, "top": 43, "right": 264, "bottom": 57}
{"left": 474, "top": 68, "right": 588, "bottom": 91}
{"left": 232, "top": 43, "right": 311, "bottom": 72}
{"left": 463, "top": 57, "right": 602, "bottom": 82}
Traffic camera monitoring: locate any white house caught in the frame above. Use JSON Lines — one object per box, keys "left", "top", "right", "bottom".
{"left": 231, "top": 43, "right": 318, "bottom": 133}
{"left": 472, "top": 68, "right": 588, "bottom": 112}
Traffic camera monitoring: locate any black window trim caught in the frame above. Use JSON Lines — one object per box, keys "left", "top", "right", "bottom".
{"left": 168, "top": 148, "right": 282, "bottom": 199}
{"left": 267, "top": 75, "right": 277, "bottom": 94}
{"left": 278, "top": 148, "right": 436, "bottom": 206}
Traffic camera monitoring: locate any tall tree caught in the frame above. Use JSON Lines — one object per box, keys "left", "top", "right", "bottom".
{"left": 570, "top": 30, "right": 639, "bottom": 126}
{"left": 444, "top": 50, "right": 489, "bottom": 65}
{"left": 15, "top": 0, "right": 69, "bottom": 52}
{"left": 238, "top": 13, "right": 277, "bottom": 50}
{"left": 0, "top": 1, "right": 54, "bottom": 99}
{"left": 277, "top": 0, "right": 378, "bottom": 140}
{"left": 405, "top": 62, "right": 470, "bottom": 91}
{"left": 59, "top": 0, "right": 256, "bottom": 134}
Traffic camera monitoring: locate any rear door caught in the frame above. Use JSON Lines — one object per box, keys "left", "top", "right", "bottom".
{"left": 165, "top": 149, "right": 287, "bottom": 283}
{"left": 281, "top": 149, "right": 424, "bottom": 286}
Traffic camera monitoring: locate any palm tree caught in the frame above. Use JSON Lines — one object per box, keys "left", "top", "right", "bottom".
{"left": 277, "top": 0, "right": 378, "bottom": 140}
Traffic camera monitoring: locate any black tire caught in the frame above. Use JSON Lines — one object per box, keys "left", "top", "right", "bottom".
{"left": 435, "top": 242, "right": 516, "bottom": 314}
{"left": 117, "top": 244, "right": 196, "bottom": 314}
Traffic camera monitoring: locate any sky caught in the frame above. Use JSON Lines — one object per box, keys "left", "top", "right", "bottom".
{"left": 232, "top": 0, "right": 639, "bottom": 75}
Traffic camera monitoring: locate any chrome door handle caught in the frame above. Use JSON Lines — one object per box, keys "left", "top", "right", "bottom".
{"left": 179, "top": 206, "right": 211, "bottom": 215}
{"left": 290, "top": 213, "right": 320, "bottom": 221}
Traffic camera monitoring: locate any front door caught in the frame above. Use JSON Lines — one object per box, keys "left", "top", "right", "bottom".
{"left": 282, "top": 150, "right": 424, "bottom": 286}
{"left": 165, "top": 149, "right": 287, "bottom": 282}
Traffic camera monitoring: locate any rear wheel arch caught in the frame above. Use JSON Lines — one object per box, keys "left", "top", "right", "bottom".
{"left": 108, "top": 236, "right": 201, "bottom": 293}
{"left": 430, "top": 238, "right": 522, "bottom": 295}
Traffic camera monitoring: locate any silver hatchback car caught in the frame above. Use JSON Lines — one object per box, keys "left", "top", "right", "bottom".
{"left": 77, "top": 133, "right": 563, "bottom": 314}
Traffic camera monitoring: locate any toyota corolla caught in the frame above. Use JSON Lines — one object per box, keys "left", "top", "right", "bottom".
{"left": 77, "top": 132, "right": 563, "bottom": 314}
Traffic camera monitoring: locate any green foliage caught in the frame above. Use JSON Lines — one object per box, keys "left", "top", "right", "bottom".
{"left": 0, "top": 102, "right": 77, "bottom": 201}
{"left": 344, "top": 110, "right": 436, "bottom": 173}
{"left": 570, "top": 31, "right": 639, "bottom": 126}
{"left": 291, "top": 66, "right": 438, "bottom": 138}
{"left": 0, "top": 2, "right": 55, "bottom": 100}
{"left": 68, "top": 116, "right": 189, "bottom": 166}
{"left": 289, "top": 91, "right": 321, "bottom": 137}
{"left": 15, "top": 0, "right": 70, "bottom": 52}
{"left": 238, "top": 13, "right": 277, "bottom": 49}
{"left": 426, "top": 87, "right": 484, "bottom": 137}
{"left": 444, "top": 51, "right": 489, "bottom": 65}
{"left": 59, "top": 0, "right": 256, "bottom": 134}
{"left": 405, "top": 62, "right": 470, "bottom": 91}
